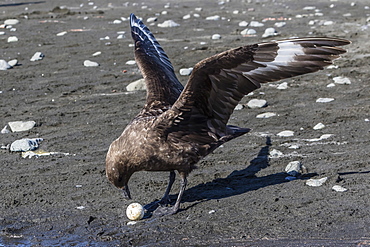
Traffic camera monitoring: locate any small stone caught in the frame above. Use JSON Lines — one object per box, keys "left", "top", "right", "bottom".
{"left": 277, "top": 82, "right": 288, "bottom": 90}
{"left": 241, "top": 28, "right": 256, "bottom": 36}
{"left": 8, "top": 59, "right": 18, "bottom": 67}
{"left": 56, "top": 31, "right": 67, "bottom": 36}
{"left": 1, "top": 125, "right": 10, "bottom": 134}
{"left": 238, "top": 21, "right": 249, "bottom": 27}
{"left": 327, "top": 83, "right": 336, "bottom": 88}
{"left": 256, "top": 112, "right": 276, "bottom": 118}
{"left": 316, "top": 98, "right": 334, "bottom": 103}
{"left": 313, "top": 123, "right": 325, "bottom": 130}
{"left": 92, "top": 51, "right": 102, "bottom": 56}
{"left": 269, "top": 149, "right": 284, "bottom": 158}
{"left": 247, "top": 99, "right": 267, "bottom": 108}
{"left": 323, "top": 20, "right": 334, "bottom": 26}
{"left": 127, "top": 221, "right": 137, "bottom": 226}
{"left": 0, "top": 31, "right": 5, "bottom": 35}
{"left": 147, "top": 17, "right": 157, "bottom": 22}
{"left": 0, "top": 60, "right": 12, "bottom": 70}
{"left": 125, "top": 60, "right": 136, "bottom": 65}
{"left": 4, "top": 19, "right": 20, "bottom": 25}
{"left": 113, "top": 19, "right": 122, "bottom": 24}
{"left": 208, "top": 210, "right": 216, "bottom": 214}
{"left": 333, "top": 76, "right": 351, "bottom": 85}
{"left": 10, "top": 138, "right": 43, "bottom": 152}
{"left": 285, "top": 161, "right": 302, "bottom": 176}
{"left": 274, "top": 22, "right": 286, "bottom": 28}
{"left": 332, "top": 185, "right": 348, "bottom": 192}
{"left": 7, "top": 36, "right": 18, "bottom": 42}
{"left": 211, "top": 34, "right": 221, "bottom": 40}
{"left": 158, "top": 20, "right": 180, "bottom": 28}
{"left": 76, "top": 206, "right": 85, "bottom": 210}
{"left": 249, "top": 21, "right": 264, "bottom": 27}
{"left": 126, "top": 78, "right": 146, "bottom": 91}
{"left": 277, "top": 130, "right": 294, "bottom": 137}
{"left": 179, "top": 68, "right": 193, "bottom": 76}
{"left": 30, "top": 52, "right": 45, "bottom": 61}
{"left": 84, "top": 60, "right": 99, "bottom": 67}
{"left": 262, "top": 28, "right": 278, "bottom": 38}
{"left": 183, "top": 14, "right": 191, "bottom": 20}
{"left": 8, "top": 121, "right": 36, "bottom": 132}
{"left": 205, "top": 15, "right": 220, "bottom": 21}
{"left": 234, "top": 104, "right": 244, "bottom": 110}
{"left": 306, "top": 177, "right": 328, "bottom": 187}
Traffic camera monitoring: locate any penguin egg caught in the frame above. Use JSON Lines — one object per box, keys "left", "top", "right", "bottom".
{"left": 126, "top": 203, "right": 144, "bottom": 221}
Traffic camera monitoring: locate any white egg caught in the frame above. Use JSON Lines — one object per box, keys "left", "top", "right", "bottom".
{"left": 126, "top": 203, "right": 144, "bottom": 221}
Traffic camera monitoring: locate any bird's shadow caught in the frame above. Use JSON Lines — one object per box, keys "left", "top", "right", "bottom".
{"left": 144, "top": 137, "right": 317, "bottom": 215}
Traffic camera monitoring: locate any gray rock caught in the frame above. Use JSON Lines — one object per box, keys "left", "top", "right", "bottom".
{"left": 10, "top": 138, "right": 43, "bottom": 152}
{"left": 306, "top": 177, "right": 328, "bottom": 187}
{"left": 285, "top": 161, "right": 302, "bottom": 177}
{"left": 179, "top": 68, "right": 193, "bottom": 76}
{"left": 8, "top": 121, "right": 36, "bottom": 132}
{"left": 84, "top": 60, "right": 99, "bottom": 67}
{"left": 126, "top": 78, "right": 146, "bottom": 91}
{"left": 7, "top": 36, "right": 18, "bottom": 42}
{"left": 247, "top": 99, "right": 267, "bottom": 108}
{"left": 4, "top": 19, "right": 19, "bottom": 25}
{"left": 8, "top": 59, "right": 18, "bottom": 67}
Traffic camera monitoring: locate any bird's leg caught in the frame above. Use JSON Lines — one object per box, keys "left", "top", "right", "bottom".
{"left": 158, "top": 171, "right": 175, "bottom": 206}
{"left": 154, "top": 172, "right": 187, "bottom": 216}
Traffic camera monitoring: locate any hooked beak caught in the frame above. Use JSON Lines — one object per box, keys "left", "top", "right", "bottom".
{"left": 122, "top": 185, "right": 132, "bottom": 200}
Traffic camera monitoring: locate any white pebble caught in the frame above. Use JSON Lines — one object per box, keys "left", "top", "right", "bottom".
{"left": 84, "top": 60, "right": 99, "bottom": 67}
{"left": 10, "top": 138, "right": 43, "bottom": 152}
{"left": 313, "top": 123, "right": 325, "bottom": 130}
{"left": 92, "top": 51, "right": 101, "bottom": 56}
{"left": 8, "top": 121, "right": 36, "bottom": 132}
{"left": 126, "top": 203, "right": 144, "bottom": 221}
{"left": 249, "top": 21, "right": 264, "bottom": 27}
{"left": 76, "top": 206, "right": 85, "bottom": 210}
{"left": 126, "top": 78, "right": 146, "bottom": 91}
{"left": 247, "top": 99, "right": 267, "bottom": 108}
{"left": 117, "top": 34, "right": 125, "bottom": 39}
{"left": 0, "top": 31, "right": 5, "bottom": 35}
{"left": 195, "top": 7, "right": 202, "bottom": 11}
{"left": 56, "top": 31, "right": 67, "bottom": 36}
{"left": 205, "top": 15, "right": 220, "bottom": 21}
{"left": 241, "top": 28, "right": 256, "bottom": 35}
{"left": 183, "top": 14, "right": 191, "bottom": 20}
{"left": 125, "top": 60, "right": 136, "bottom": 65}
{"left": 327, "top": 83, "right": 336, "bottom": 88}
{"left": 0, "top": 60, "right": 12, "bottom": 70}
{"left": 274, "top": 22, "right": 286, "bottom": 28}
{"left": 262, "top": 28, "right": 278, "bottom": 38}
{"left": 30, "top": 52, "right": 44, "bottom": 61}
{"left": 158, "top": 20, "right": 180, "bottom": 28}
{"left": 1, "top": 125, "right": 10, "bottom": 134}
{"left": 333, "top": 76, "right": 351, "bottom": 85}
{"left": 147, "top": 17, "right": 157, "bottom": 23}
{"left": 332, "top": 185, "right": 348, "bottom": 192}
{"left": 323, "top": 20, "right": 334, "bottom": 25}
{"left": 238, "top": 21, "right": 249, "bottom": 27}
{"left": 179, "top": 68, "right": 193, "bottom": 76}
{"left": 113, "top": 20, "right": 122, "bottom": 24}
{"left": 316, "top": 98, "right": 334, "bottom": 103}
{"left": 285, "top": 161, "right": 302, "bottom": 176}
{"left": 211, "top": 34, "right": 221, "bottom": 40}
{"left": 306, "top": 177, "right": 328, "bottom": 187}
{"left": 256, "top": 112, "right": 276, "bottom": 118}
{"left": 7, "top": 36, "right": 18, "bottom": 42}
{"left": 4, "top": 19, "right": 19, "bottom": 25}
{"left": 277, "top": 130, "right": 294, "bottom": 137}
{"left": 127, "top": 221, "right": 137, "bottom": 226}
{"left": 277, "top": 82, "right": 288, "bottom": 90}
{"left": 234, "top": 104, "right": 244, "bottom": 110}
{"left": 269, "top": 149, "right": 284, "bottom": 158}
{"left": 208, "top": 210, "right": 216, "bottom": 214}
{"left": 303, "top": 6, "right": 316, "bottom": 10}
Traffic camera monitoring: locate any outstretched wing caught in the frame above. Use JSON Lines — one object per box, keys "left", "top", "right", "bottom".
{"left": 130, "top": 13, "right": 183, "bottom": 112}
{"left": 165, "top": 38, "right": 350, "bottom": 142}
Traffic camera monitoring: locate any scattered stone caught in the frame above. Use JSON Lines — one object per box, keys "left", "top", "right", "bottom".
{"left": 0, "top": 31, "right": 5, "bottom": 35}
{"left": 262, "top": 27, "right": 278, "bottom": 38}
{"left": 56, "top": 31, "right": 67, "bottom": 36}
{"left": 234, "top": 104, "right": 244, "bottom": 110}
{"left": 313, "top": 123, "right": 325, "bottom": 130}
{"left": 277, "top": 130, "right": 294, "bottom": 137}
{"left": 4, "top": 19, "right": 20, "bottom": 25}
{"left": 238, "top": 21, "right": 249, "bottom": 27}
{"left": 8, "top": 59, "right": 18, "bottom": 67}
{"left": 241, "top": 28, "right": 256, "bottom": 36}
{"left": 84, "top": 60, "right": 99, "bottom": 67}
{"left": 30, "top": 52, "right": 45, "bottom": 61}
{"left": 247, "top": 99, "right": 267, "bottom": 108}
{"left": 179, "top": 68, "right": 193, "bottom": 76}
{"left": 332, "top": 185, "right": 348, "bottom": 192}
{"left": 113, "top": 19, "right": 122, "bottom": 24}
{"left": 126, "top": 78, "right": 146, "bottom": 91}
{"left": 316, "top": 98, "right": 334, "bottom": 103}
{"left": 125, "top": 60, "right": 136, "bottom": 65}
{"left": 285, "top": 161, "right": 302, "bottom": 176}
{"left": 327, "top": 83, "right": 336, "bottom": 88}
{"left": 305, "top": 134, "right": 333, "bottom": 142}
{"left": 211, "top": 34, "right": 221, "bottom": 40}
{"left": 158, "top": 20, "right": 180, "bottom": 28}
{"left": 7, "top": 36, "right": 18, "bottom": 42}
{"left": 277, "top": 82, "right": 289, "bottom": 90}
{"left": 22, "top": 150, "right": 70, "bottom": 158}
{"left": 127, "top": 221, "right": 137, "bottom": 226}
{"left": 323, "top": 20, "right": 334, "bottom": 26}
{"left": 8, "top": 121, "right": 36, "bottom": 132}
{"left": 1, "top": 125, "right": 10, "bottom": 134}
{"left": 269, "top": 149, "right": 284, "bottom": 158}
{"left": 333, "top": 76, "right": 351, "bottom": 85}
{"left": 249, "top": 21, "right": 264, "bottom": 27}
{"left": 92, "top": 51, "right": 102, "bottom": 56}
{"left": 208, "top": 210, "right": 216, "bottom": 214}
{"left": 10, "top": 138, "right": 43, "bottom": 152}
{"left": 76, "top": 206, "right": 85, "bottom": 210}
{"left": 205, "top": 15, "right": 220, "bottom": 21}
{"left": 256, "top": 112, "right": 276, "bottom": 118}
{"left": 183, "top": 14, "right": 191, "bottom": 20}
{"left": 274, "top": 22, "right": 286, "bottom": 28}
{"left": 306, "top": 177, "right": 328, "bottom": 187}
{"left": 0, "top": 60, "right": 12, "bottom": 70}
{"left": 147, "top": 17, "right": 157, "bottom": 22}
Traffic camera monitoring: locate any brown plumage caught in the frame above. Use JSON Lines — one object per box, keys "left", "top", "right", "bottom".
{"left": 106, "top": 13, "right": 350, "bottom": 216}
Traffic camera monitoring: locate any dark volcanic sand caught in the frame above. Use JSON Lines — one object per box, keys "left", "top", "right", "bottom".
{"left": 1, "top": 0, "right": 369, "bottom": 246}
